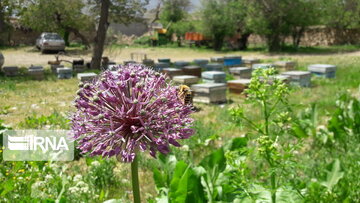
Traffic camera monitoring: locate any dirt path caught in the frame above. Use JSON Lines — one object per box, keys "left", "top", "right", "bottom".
{"left": 2, "top": 46, "right": 360, "bottom": 68}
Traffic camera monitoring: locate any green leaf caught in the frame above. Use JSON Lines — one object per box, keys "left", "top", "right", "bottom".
{"left": 321, "top": 159, "right": 344, "bottom": 191}
{"left": 169, "top": 161, "right": 190, "bottom": 203}
{"left": 153, "top": 168, "right": 166, "bottom": 189}
{"left": 200, "top": 148, "right": 226, "bottom": 172}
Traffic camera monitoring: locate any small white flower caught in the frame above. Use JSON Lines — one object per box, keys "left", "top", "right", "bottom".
{"left": 73, "top": 174, "right": 83, "bottom": 182}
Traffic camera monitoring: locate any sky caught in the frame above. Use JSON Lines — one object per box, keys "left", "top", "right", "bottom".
{"left": 147, "top": 0, "right": 202, "bottom": 10}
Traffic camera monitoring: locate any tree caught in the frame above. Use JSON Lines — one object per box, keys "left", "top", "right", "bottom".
{"left": 88, "top": 0, "right": 148, "bottom": 69}
{"left": 20, "top": 0, "right": 92, "bottom": 47}
{"left": 201, "top": 0, "right": 237, "bottom": 51}
{"left": 320, "top": 0, "right": 360, "bottom": 29}
{"left": 0, "top": 0, "right": 24, "bottom": 45}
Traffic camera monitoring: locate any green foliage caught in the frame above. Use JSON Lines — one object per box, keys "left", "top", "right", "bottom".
{"left": 18, "top": 112, "right": 70, "bottom": 129}
{"left": 160, "top": 0, "right": 190, "bottom": 23}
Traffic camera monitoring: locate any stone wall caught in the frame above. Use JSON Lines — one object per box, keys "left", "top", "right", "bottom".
{"left": 248, "top": 27, "right": 360, "bottom": 46}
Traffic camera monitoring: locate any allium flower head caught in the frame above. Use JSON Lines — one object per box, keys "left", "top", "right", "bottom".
{"left": 71, "top": 64, "right": 194, "bottom": 162}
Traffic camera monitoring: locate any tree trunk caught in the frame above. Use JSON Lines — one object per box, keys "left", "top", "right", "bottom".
{"left": 91, "top": 0, "right": 110, "bottom": 69}
{"left": 0, "top": 5, "right": 5, "bottom": 46}
{"left": 237, "top": 33, "right": 251, "bottom": 50}
{"left": 292, "top": 27, "right": 305, "bottom": 49}
{"left": 66, "top": 27, "right": 90, "bottom": 49}
{"left": 213, "top": 33, "right": 224, "bottom": 51}
{"left": 267, "top": 33, "right": 281, "bottom": 52}
{"left": 63, "top": 30, "right": 70, "bottom": 46}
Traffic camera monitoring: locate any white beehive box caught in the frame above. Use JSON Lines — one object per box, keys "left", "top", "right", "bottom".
{"left": 229, "top": 67, "right": 252, "bottom": 79}
{"left": 281, "top": 71, "right": 312, "bottom": 87}
{"left": 191, "top": 83, "right": 227, "bottom": 104}
{"left": 274, "top": 61, "right": 296, "bottom": 70}
{"left": 77, "top": 73, "right": 97, "bottom": 82}
{"left": 173, "top": 75, "right": 199, "bottom": 86}
{"left": 308, "top": 64, "right": 336, "bottom": 78}
{"left": 202, "top": 71, "right": 226, "bottom": 83}
{"left": 57, "top": 67, "right": 73, "bottom": 79}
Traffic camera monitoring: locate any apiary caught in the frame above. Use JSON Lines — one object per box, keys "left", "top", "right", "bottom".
{"left": 193, "top": 59, "right": 209, "bottom": 68}
{"left": 28, "top": 66, "right": 44, "bottom": 80}
{"left": 202, "top": 71, "right": 226, "bottom": 83}
{"left": 223, "top": 56, "right": 242, "bottom": 67}
{"left": 77, "top": 73, "right": 97, "bottom": 82}
{"left": 308, "top": 64, "right": 336, "bottom": 78}
{"left": 205, "top": 63, "right": 223, "bottom": 71}
{"left": 274, "top": 61, "right": 296, "bottom": 71}
{"left": 154, "top": 62, "right": 170, "bottom": 71}
{"left": 227, "top": 79, "right": 251, "bottom": 94}
{"left": 281, "top": 71, "right": 312, "bottom": 87}
{"left": 191, "top": 83, "right": 227, "bottom": 104}
{"left": 2, "top": 66, "right": 19, "bottom": 76}
{"left": 57, "top": 67, "right": 72, "bottom": 79}
{"left": 162, "top": 68, "right": 183, "bottom": 79}
{"left": 173, "top": 75, "right": 199, "bottom": 86}
{"left": 252, "top": 63, "right": 275, "bottom": 70}
{"left": 158, "top": 58, "right": 171, "bottom": 64}
{"left": 243, "top": 58, "right": 260, "bottom": 68}
{"left": 174, "top": 61, "right": 190, "bottom": 68}
{"left": 210, "top": 56, "right": 224, "bottom": 63}
{"left": 229, "top": 67, "right": 252, "bottom": 79}
{"left": 182, "top": 65, "right": 202, "bottom": 77}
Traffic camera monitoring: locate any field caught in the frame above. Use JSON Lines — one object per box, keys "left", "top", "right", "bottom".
{"left": 1, "top": 45, "right": 360, "bottom": 202}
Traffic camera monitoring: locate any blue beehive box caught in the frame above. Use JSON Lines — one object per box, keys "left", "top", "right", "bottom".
{"left": 205, "top": 63, "right": 223, "bottom": 71}
{"left": 193, "top": 59, "right": 209, "bottom": 68}
{"left": 174, "top": 61, "right": 190, "bottom": 68}
{"left": 57, "top": 67, "right": 73, "bottom": 79}
{"left": 224, "top": 56, "right": 242, "bottom": 67}
{"left": 252, "top": 63, "right": 275, "bottom": 70}
{"left": 281, "top": 71, "right": 312, "bottom": 87}
{"left": 202, "top": 71, "right": 226, "bottom": 83}
{"left": 308, "top": 64, "right": 336, "bottom": 78}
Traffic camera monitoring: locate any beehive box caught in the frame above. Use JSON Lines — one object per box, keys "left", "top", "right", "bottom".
{"left": 229, "top": 67, "right": 252, "bottom": 79}
{"left": 162, "top": 68, "right": 183, "bottom": 79}
{"left": 154, "top": 62, "right": 170, "bottom": 72}
{"left": 77, "top": 73, "right": 97, "bottom": 82}
{"left": 2, "top": 66, "right": 19, "bottom": 76}
{"left": 227, "top": 79, "right": 251, "bottom": 94}
{"left": 193, "top": 59, "right": 209, "bottom": 68}
{"left": 274, "top": 61, "right": 296, "bottom": 70}
{"left": 57, "top": 67, "right": 73, "bottom": 79}
{"left": 173, "top": 75, "right": 199, "bottom": 86}
{"left": 224, "top": 56, "right": 242, "bottom": 67}
{"left": 174, "top": 61, "right": 190, "bottom": 68}
{"left": 73, "top": 65, "right": 86, "bottom": 73}
{"left": 183, "top": 65, "right": 202, "bottom": 78}
{"left": 28, "top": 66, "right": 44, "bottom": 80}
{"left": 202, "top": 71, "right": 226, "bottom": 83}
{"left": 142, "top": 59, "right": 154, "bottom": 67}
{"left": 252, "top": 63, "right": 275, "bottom": 70}
{"left": 205, "top": 63, "right": 223, "bottom": 71}
{"left": 51, "top": 64, "right": 64, "bottom": 74}
{"left": 261, "top": 75, "right": 291, "bottom": 84}
{"left": 210, "top": 57, "right": 224, "bottom": 63}
{"left": 308, "top": 64, "right": 336, "bottom": 78}
{"left": 281, "top": 71, "right": 312, "bottom": 87}
{"left": 191, "top": 83, "right": 227, "bottom": 104}
{"left": 158, "top": 58, "right": 171, "bottom": 64}
{"left": 243, "top": 58, "right": 260, "bottom": 68}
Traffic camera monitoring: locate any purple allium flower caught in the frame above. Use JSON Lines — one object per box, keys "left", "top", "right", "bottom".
{"left": 71, "top": 64, "right": 195, "bottom": 162}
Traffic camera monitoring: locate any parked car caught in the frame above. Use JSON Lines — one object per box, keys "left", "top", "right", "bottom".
{"left": 0, "top": 52, "right": 4, "bottom": 68}
{"left": 36, "top": 32, "right": 65, "bottom": 53}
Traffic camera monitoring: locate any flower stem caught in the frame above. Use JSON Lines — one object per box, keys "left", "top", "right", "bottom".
{"left": 131, "top": 155, "right": 141, "bottom": 203}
